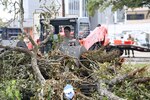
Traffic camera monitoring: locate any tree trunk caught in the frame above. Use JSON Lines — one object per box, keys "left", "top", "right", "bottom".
{"left": 97, "top": 80, "right": 125, "bottom": 100}
{"left": 62, "top": 0, "right": 65, "bottom": 17}
{"left": 19, "top": 0, "right": 24, "bottom": 32}
{"left": 31, "top": 53, "right": 46, "bottom": 85}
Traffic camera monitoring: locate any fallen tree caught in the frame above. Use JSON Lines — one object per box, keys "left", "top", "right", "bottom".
{"left": 0, "top": 45, "right": 150, "bottom": 99}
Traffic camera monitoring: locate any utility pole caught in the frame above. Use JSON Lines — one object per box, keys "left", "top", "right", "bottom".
{"left": 62, "top": 0, "right": 65, "bottom": 17}
{"left": 19, "top": 0, "right": 24, "bottom": 32}
{"left": 79, "top": 0, "right": 83, "bottom": 17}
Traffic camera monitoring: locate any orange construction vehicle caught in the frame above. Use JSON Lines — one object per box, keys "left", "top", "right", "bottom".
{"left": 38, "top": 17, "right": 150, "bottom": 58}
{"left": 39, "top": 17, "right": 110, "bottom": 58}
{"left": 79, "top": 25, "right": 109, "bottom": 50}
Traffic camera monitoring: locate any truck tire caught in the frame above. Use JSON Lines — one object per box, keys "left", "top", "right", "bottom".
{"left": 108, "top": 47, "right": 123, "bottom": 56}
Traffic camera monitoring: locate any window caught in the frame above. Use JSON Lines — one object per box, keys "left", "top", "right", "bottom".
{"left": 127, "top": 14, "right": 144, "bottom": 20}
{"left": 68, "top": 0, "right": 79, "bottom": 15}
{"left": 79, "top": 23, "right": 90, "bottom": 37}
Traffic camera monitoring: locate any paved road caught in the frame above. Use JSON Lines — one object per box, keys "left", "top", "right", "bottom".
{"left": 122, "top": 51, "right": 150, "bottom": 64}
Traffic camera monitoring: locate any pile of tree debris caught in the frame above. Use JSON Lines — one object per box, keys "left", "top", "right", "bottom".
{"left": 0, "top": 46, "right": 150, "bottom": 100}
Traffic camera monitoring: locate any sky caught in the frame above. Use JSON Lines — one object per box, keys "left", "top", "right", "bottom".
{"left": 0, "top": 6, "right": 13, "bottom": 21}
{"left": 0, "top": 0, "right": 17, "bottom": 22}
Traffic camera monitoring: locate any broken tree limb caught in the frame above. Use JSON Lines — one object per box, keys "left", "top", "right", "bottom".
{"left": 134, "top": 84, "right": 150, "bottom": 98}
{"left": 132, "top": 77, "right": 150, "bottom": 84}
{"left": 0, "top": 50, "right": 12, "bottom": 58}
{"left": 31, "top": 53, "right": 46, "bottom": 85}
{"left": 23, "top": 30, "right": 46, "bottom": 86}
{"left": 27, "top": 34, "right": 38, "bottom": 50}
{"left": 75, "top": 92, "right": 93, "bottom": 100}
{"left": 97, "top": 79, "right": 125, "bottom": 100}
{"left": 78, "top": 60, "right": 93, "bottom": 73}
{"left": 91, "top": 69, "right": 125, "bottom": 99}
{"left": 81, "top": 48, "right": 120, "bottom": 63}
{"left": 128, "top": 66, "right": 147, "bottom": 77}
{"left": 108, "top": 66, "right": 147, "bottom": 86}
{"left": 0, "top": 45, "right": 32, "bottom": 56}
{"left": 0, "top": 44, "right": 45, "bottom": 85}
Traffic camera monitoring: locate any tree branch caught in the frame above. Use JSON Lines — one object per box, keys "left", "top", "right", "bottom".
{"left": 97, "top": 79, "right": 125, "bottom": 100}
{"left": 132, "top": 77, "right": 150, "bottom": 84}
{"left": 108, "top": 66, "right": 147, "bottom": 86}
{"left": 31, "top": 53, "right": 46, "bottom": 85}
{"left": 0, "top": 50, "right": 12, "bottom": 58}
{"left": 0, "top": 45, "right": 32, "bottom": 56}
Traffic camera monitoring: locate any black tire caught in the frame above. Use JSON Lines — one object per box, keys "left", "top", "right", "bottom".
{"left": 108, "top": 47, "right": 123, "bottom": 56}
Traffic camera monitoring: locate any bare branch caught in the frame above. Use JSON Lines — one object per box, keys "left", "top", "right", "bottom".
{"left": 0, "top": 45, "right": 32, "bottom": 56}
{"left": 27, "top": 35, "right": 38, "bottom": 51}
{"left": 108, "top": 66, "right": 147, "bottom": 86}
{"left": 76, "top": 92, "right": 93, "bottom": 100}
{"left": 31, "top": 53, "right": 46, "bottom": 85}
{"left": 97, "top": 79, "right": 126, "bottom": 100}
{"left": 132, "top": 77, "right": 150, "bottom": 84}
{"left": 0, "top": 50, "right": 12, "bottom": 58}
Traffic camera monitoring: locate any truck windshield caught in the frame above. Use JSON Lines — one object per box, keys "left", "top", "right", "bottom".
{"left": 79, "top": 22, "right": 90, "bottom": 37}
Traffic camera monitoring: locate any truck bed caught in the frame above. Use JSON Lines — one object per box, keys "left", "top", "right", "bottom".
{"left": 111, "top": 44, "right": 150, "bottom": 52}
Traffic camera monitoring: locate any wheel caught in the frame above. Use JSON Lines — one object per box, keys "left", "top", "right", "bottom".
{"left": 108, "top": 47, "right": 123, "bottom": 56}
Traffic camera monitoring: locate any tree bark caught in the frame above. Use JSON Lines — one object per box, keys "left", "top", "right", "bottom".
{"left": 97, "top": 80, "right": 125, "bottom": 100}
{"left": 0, "top": 45, "right": 45, "bottom": 84}
{"left": 18, "top": 0, "right": 45, "bottom": 86}
{"left": 132, "top": 77, "right": 150, "bottom": 84}
{"left": 19, "top": 0, "right": 24, "bottom": 32}
{"left": 108, "top": 66, "right": 147, "bottom": 86}
{"left": 62, "top": 0, "right": 65, "bottom": 17}
{"left": 31, "top": 53, "right": 46, "bottom": 85}
{"left": 0, "top": 45, "right": 32, "bottom": 56}
{"left": 81, "top": 48, "right": 120, "bottom": 63}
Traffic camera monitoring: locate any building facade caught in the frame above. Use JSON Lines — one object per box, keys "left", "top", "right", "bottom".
{"left": 90, "top": 6, "right": 127, "bottom": 30}
{"left": 10, "top": 0, "right": 88, "bottom": 28}
{"left": 91, "top": 7, "right": 150, "bottom": 34}
{"left": 65, "top": 0, "right": 88, "bottom": 17}
{"left": 108, "top": 7, "right": 150, "bottom": 34}
{"left": 9, "top": 0, "right": 150, "bottom": 34}
{"left": 23, "top": 0, "right": 88, "bottom": 19}
{"left": 125, "top": 7, "right": 150, "bottom": 24}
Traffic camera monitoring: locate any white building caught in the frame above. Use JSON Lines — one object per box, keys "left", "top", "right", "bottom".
{"left": 10, "top": 0, "right": 88, "bottom": 28}
{"left": 23, "top": 0, "right": 88, "bottom": 19}
{"left": 9, "top": 0, "right": 150, "bottom": 35}
{"left": 65, "top": 0, "right": 88, "bottom": 17}
{"left": 108, "top": 7, "right": 150, "bottom": 34}
{"left": 91, "top": 6, "right": 150, "bottom": 34}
